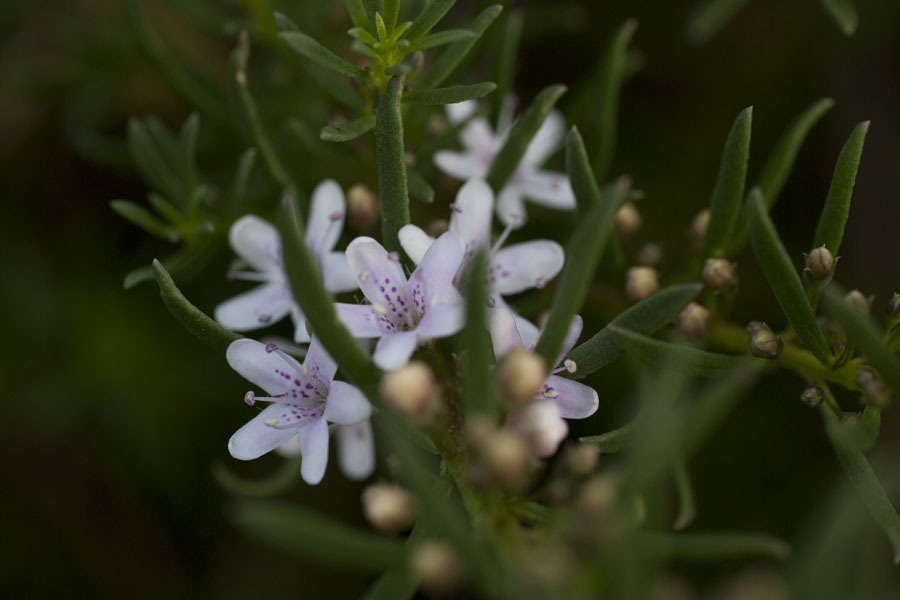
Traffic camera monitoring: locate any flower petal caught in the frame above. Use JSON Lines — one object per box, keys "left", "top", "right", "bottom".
{"left": 321, "top": 251, "right": 358, "bottom": 293}
{"left": 460, "top": 117, "right": 499, "bottom": 156}
{"left": 274, "top": 433, "right": 301, "bottom": 457}
{"left": 302, "top": 336, "right": 338, "bottom": 389}
{"left": 521, "top": 110, "right": 565, "bottom": 168}
{"left": 226, "top": 338, "right": 300, "bottom": 395}
{"left": 306, "top": 179, "right": 345, "bottom": 254}
{"left": 408, "top": 231, "right": 464, "bottom": 310}
{"left": 434, "top": 150, "right": 489, "bottom": 180}
{"left": 215, "top": 283, "right": 293, "bottom": 333}
{"left": 491, "top": 240, "right": 565, "bottom": 295}
{"left": 489, "top": 307, "right": 524, "bottom": 358}
{"left": 324, "top": 381, "right": 372, "bottom": 424}
{"left": 517, "top": 170, "right": 576, "bottom": 210}
{"left": 289, "top": 302, "right": 311, "bottom": 344}
{"left": 417, "top": 302, "right": 465, "bottom": 339}
{"left": 298, "top": 418, "right": 330, "bottom": 485}
{"left": 336, "top": 420, "right": 375, "bottom": 480}
{"left": 345, "top": 236, "right": 411, "bottom": 328}
{"left": 543, "top": 375, "right": 598, "bottom": 419}
{"left": 373, "top": 331, "right": 419, "bottom": 371}
{"left": 496, "top": 185, "right": 527, "bottom": 228}
{"left": 445, "top": 100, "right": 477, "bottom": 125}
{"left": 398, "top": 225, "right": 435, "bottom": 265}
{"left": 559, "top": 314, "right": 584, "bottom": 360}
{"left": 228, "top": 404, "right": 298, "bottom": 460}
{"left": 506, "top": 399, "right": 568, "bottom": 458}
{"left": 335, "top": 303, "right": 390, "bottom": 337}
{"left": 229, "top": 215, "right": 282, "bottom": 273}
{"left": 451, "top": 178, "right": 494, "bottom": 257}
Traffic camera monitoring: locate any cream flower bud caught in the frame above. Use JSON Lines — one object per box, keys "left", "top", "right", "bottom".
{"left": 379, "top": 361, "right": 438, "bottom": 425}
{"left": 625, "top": 266, "right": 659, "bottom": 301}
{"left": 565, "top": 444, "right": 600, "bottom": 476}
{"left": 702, "top": 258, "right": 737, "bottom": 293}
{"left": 361, "top": 483, "right": 417, "bottom": 533}
{"left": 613, "top": 202, "right": 642, "bottom": 238}
{"left": 689, "top": 208, "right": 710, "bottom": 247}
{"left": 676, "top": 302, "right": 711, "bottom": 337}
{"left": 845, "top": 289, "right": 870, "bottom": 315}
{"left": 480, "top": 429, "right": 532, "bottom": 487}
{"left": 497, "top": 347, "right": 547, "bottom": 410}
{"left": 507, "top": 400, "right": 568, "bottom": 458}
{"left": 346, "top": 184, "right": 378, "bottom": 231}
{"left": 800, "top": 385, "right": 824, "bottom": 407}
{"left": 748, "top": 323, "right": 783, "bottom": 359}
{"left": 804, "top": 245, "right": 835, "bottom": 283}
{"left": 637, "top": 242, "right": 663, "bottom": 267}
{"left": 410, "top": 541, "right": 462, "bottom": 596}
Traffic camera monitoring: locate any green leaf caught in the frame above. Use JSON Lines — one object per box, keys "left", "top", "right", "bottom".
{"left": 492, "top": 9, "right": 524, "bottom": 123}
{"left": 580, "top": 419, "right": 636, "bottom": 452}
{"left": 363, "top": 0, "right": 382, "bottom": 35}
{"left": 211, "top": 457, "right": 302, "bottom": 497}
{"left": 533, "top": 176, "right": 630, "bottom": 368}
{"left": 148, "top": 193, "right": 183, "bottom": 224}
{"left": 417, "top": 5, "right": 502, "bottom": 91}
{"left": 320, "top": 115, "right": 376, "bottom": 142}
{"left": 376, "top": 77, "right": 410, "bottom": 252}
{"left": 110, "top": 200, "right": 179, "bottom": 241}
{"left": 566, "top": 283, "right": 704, "bottom": 379}
{"left": 406, "top": 167, "right": 434, "bottom": 203}
{"left": 638, "top": 531, "right": 791, "bottom": 561}
{"left": 565, "top": 127, "right": 601, "bottom": 213}
{"left": 681, "top": 364, "right": 761, "bottom": 457}
{"left": 609, "top": 326, "right": 750, "bottom": 377}
{"left": 375, "top": 12, "right": 388, "bottom": 42}
{"left": 344, "top": 0, "right": 370, "bottom": 31}
{"left": 672, "top": 457, "right": 697, "bottom": 530}
{"left": 821, "top": 0, "right": 859, "bottom": 36}
{"left": 416, "top": 28, "right": 476, "bottom": 50}
{"left": 151, "top": 259, "right": 241, "bottom": 354}
{"left": 403, "top": 0, "right": 456, "bottom": 47}
{"left": 362, "top": 526, "right": 424, "bottom": 600}
{"left": 702, "top": 106, "right": 752, "bottom": 258}
{"left": 822, "top": 286, "right": 900, "bottom": 394}
{"left": 821, "top": 405, "right": 900, "bottom": 563}
{"left": 486, "top": 84, "right": 567, "bottom": 195}
{"left": 280, "top": 31, "right": 368, "bottom": 79}
{"left": 127, "top": 118, "right": 184, "bottom": 204}
{"left": 813, "top": 121, "right": 869, "bottom": 256}
{"left": 227, "top": 148, "right": 257, "bottom": 214}
{"left": 404, "top": 82, "right": 496, "bottom": 105}
{"left": 178, "top": 113, "right": 200, "bottom": 188}
{"left": 232, "top": 500, "right": 406, "bottom": 572}
{"left": 747, "top": 188, "right": 832, "bottom": 364}
{"left": 383, "top": 0, "right": 400, "bottom": 32}
{"left": 685, "top": 0, "right": 750, "bottom": 43}
{"left": 462, "top": 253, "right": 499, "bottom": 419}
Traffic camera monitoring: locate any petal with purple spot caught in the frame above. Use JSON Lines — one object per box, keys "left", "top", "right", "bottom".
{"left": 226, "top": 338, "right": 300, "bottom": 395}
{"left": 345, "top": 236, "right": 411, "bottom": 327}
{"left": 335, "top": 303, "right": 393, "bottom": 338}
{"left": 542, "top": 375, "right": 598, "bottom": 419}
{"left": 408, "top": 231, "right": 464, "bottom": 312}
{"left": 228, "top": 403, "right": 298, "bottom": 460}
{"left": 491, "top": 240, "right": 564, "bottom": 295}
{"left": 215, "top": 283, "right": 292, "bottom": 333}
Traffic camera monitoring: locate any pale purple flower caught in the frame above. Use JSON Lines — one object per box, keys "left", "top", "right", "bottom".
{"left": 435, "top": 98, "right": 576, "bottom": 228}
{"left": 335, "top": 232, "right": 466, "bottom": 371}
{"left": 275, "top": 420, "right": 375, "bottom": 481}
{"left": 398, "top": 177, "right": 564, "bottom": 342}
{"left": 226, "top": 337, "right": 372, "bottom": 485}
{"left": 215, "top": 180, "right": 357, "bottom": 343}
{"left": 490, "top": 307, "right": 599, "bottom": 457}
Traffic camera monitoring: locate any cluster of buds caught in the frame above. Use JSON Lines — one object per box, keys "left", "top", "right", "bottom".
{"left": 379, "top": 361, "right": 439, "bottom": 426}
{"left": 466, "top": 417, "right": 533, "bottom": 490}
{"left": 676, "top": 302, "right": 711, "bottom": 338}
{"left": 747, "top": 321, "right": 783, "bottom": 359}
{"left": 857, "top": 368, "right": 891, "bottom": 407}
{"left": 625, "top": 266, "right": 659, "bottom": 301}
{"left": 802, "top": 245, "right": 836, "bottom": 284}
{"left": 702, "top": 258, "right": 737, "bottom": 294}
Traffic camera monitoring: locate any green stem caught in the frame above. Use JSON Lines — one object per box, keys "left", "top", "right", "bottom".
{"left": 375, "top": 76, "right": 410, "bottom": 252}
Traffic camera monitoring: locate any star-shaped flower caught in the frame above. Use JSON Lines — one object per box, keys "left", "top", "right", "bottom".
{"left": 226, "top": 337, "right": 372, "bottom": 485}
{"left": 434, "top": 99, "right": 575, "bottom": 228}
{"left": 215, "top": 180, "right": 357, "bottom": 343}
{"left": 490, "top": 307, "right": 599, "bottom": 457}
{"left": 335, "top": 232, "right": 466, "bottom": 371}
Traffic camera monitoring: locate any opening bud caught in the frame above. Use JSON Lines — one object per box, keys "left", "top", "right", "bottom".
{"left": 702, "top": 258, "right": 737, "bottom": 294}
{"left": 625, "top": 266, "right": 659, "bottom": 301}
{"left": 804, "top": 245, "right": 835, "bottom": 283}
{"left": 747, "top": 322, "right": 783, "bottom": 359}
{"left": 361, "top": 483, "right": 417, "bottom": 533}
{"left": 613, "top": 202, "right": 642, "bottom": 238}
{"left": 410, "top": 541, "right": 462, "bottom": 596}
{"left": 844, "top": 289, "right": 870, "bottom": 315}
{"left": 676, "top": 302, "right": 711, "bottom": 338}
{"left": 800, "top": 385, "right": 824, "bottom": 407}
{"left": 379, "top": 361, "right": 438, "bottom": 425}
{"left": 689, "top": 208, "right": 710, "bottom": 247}
{"left": 497, "top": 347, "right": 547, "bottom": 410}
{"left": 637, "top": 242, "right": 663, "bottom": 267}
{"left": 346, "top": 184, "right": 378, "bottom": 231}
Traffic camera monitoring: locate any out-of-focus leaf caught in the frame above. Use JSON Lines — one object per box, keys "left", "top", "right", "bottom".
{"left": 280, "top": 31, "right": 368, "bottom": 79}
{"left": 403, "top": 0, "right": 456, "bottom": 46}
{"left": 681, "top": 364, "right": 761, "bottom": 457}
{"left": 492, "top": 9, "right": 524, "bottom": 122}
{"left": 638, "top": 531, "right": 791, "bottom": 561}
{"left": 178, "top": 112, "right": 199, "bottom": 189}
{"left": 344, "top": 0, "right": 370, "bottom": 31}
{"left": 227, "top": 149, "right": 257, "bottom": 213}
{"left": 110, "top": 200, "right": 179, "bottom": 241}
{"left": 406, "top": 167, "right": 434, "bottom": 204}
{"left": 404, "top": 82, "right": 496, "bottom": 105}
{"left": 580, "top": 419, "right": 636, "bottom": 452}
{"left": 821, "top": 0, "right": 859, "bottom": 36}
{"left": 320, "top": 115, "right": 376, "bottom": 142}
{"left": 565, "top": 127, "right": 601, "bottom": 213}
{"left": 417, "top": 5, "right": 502, "bottom": 90}
{"left": 685, "top": 0, "right": 750, "bottom": 43}
{"left": 672, "top": 457, "right": 697, "bottom": 530}
{"left": 383, "top": 0, "right": 400, "bottom": 32}
{"left": 362, "top": 526, "right": 424, "bottom": 600}
{"left": 211, "top": 457, "right": 302, "bottom": 497}
{"left": 462, "top": 253, "right": 498, "bottom": 419}
{"left": 417, "top": 29, "right": 476, "bottom": 50}
{"left": 609, "top": 326, "right": 749, "bottom": 377}
{"left": 127, "top": 118, "right": 184, "bottom": 204}
{"left": 376, "top": 77, "right": 410, "bottom": 252}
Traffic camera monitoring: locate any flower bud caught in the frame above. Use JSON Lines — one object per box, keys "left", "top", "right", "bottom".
{"left": 858, "top": 369, "right": 891, "bottom": 407}
{"left": 346, "top": 184, "right": 378, "bottom": 231}
{"left": 380, "top": 361, "right": 438, "bottom": 425}
{"left": 361, "top": 483, "right": 417, "bottom": 533}
{"left": 497, "top": 347, "right": 546, "bottom": 410}
{"left": 410, "top": 541, "right": 462, "bottom": 596}
{"left": 748, "top": 323, "right": 783, "bottom": 359}
{"left": 507, "top": 400, "right": 568, "bottom": 458}
{"left": 479, "top": 428, "right": 533, "bottom": 488}
{"left": 689, "top": 208, "right": 710, "bottom": 247}
{"left": 800, "top": 385, "right": 823, "bottom": 407}
{"left": 425, "top": 114, "right": 448, "bottom": 136}
{"left": 845, "top": 289, "right": 870, "bottom": 315}
{"left": 576, "top": 474, "right": 619, "bottom": 518}
{"left": 676, "top": 302, "right": 711, "bottom": 338}
{"left": 565, "top": 444, "right": 600, "bottom": 476}
{"left": 613, "top": 202, "right": 642, "bottom": 238}
{"left": 637, "top": 242, "right": 663, "bottom": 267}
{"left": 702, "top": 258, "right": 737, "bottom": 294}
{"left": 804, "top": 246, "right": 835, "bottom": 283}
{"left": 625, "top": 266, "right": 659, "bottom": 301}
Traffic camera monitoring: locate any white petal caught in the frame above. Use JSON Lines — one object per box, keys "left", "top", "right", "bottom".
{"left": 229, "top": 215, "right": 282, "bottom": 273}
{"left": 345, "top": 236, "right": 411, "bottom": 327}
{"left": 228, "top": 404, "right": 298, "bottom": 460}
{"left": 496, "top": 185, "right": 527, "bottom": 228}
{"left": 215, "top": 283, "right": 292, "bottom": 333}
{"left": 337, "top": 420, "right": 375, "bottom": 480}
{"left": 274, "top": 434, "right": 301, "bottom": 457}
{"left": 489, "top": 307, "right": 524, "bottom": 359}
{"left": 408, "top": 231, "right": 465, "bottom": 310}
{"left": 451, "top": 178, "right": 494, "bottom": 256}
{"left": 398, "top": 225, "right": 435, "bottom": 265}
{"left": 373, "top": 331, "right": 419, "bottom": 371}
{"left": 299, "top": 418, "right": 330, "bottom": 485}
{"left": 434, "top": 150, "right": 489, "bottom": 180}
{"left": 417, "top": 302, "right": 465, "bottom": 339}
{"left": 302, "top": 336, "right": 338, "bottom": 387}
{"left": 517, "top": 171, "right": 576, "bottom": 210}
{"left": 515, "top": 314, "right": 540, "bottom": 348}
{"left": 306, "top": 179, "right": 345, "bottom": 253}
{"left": 491, "top": 240, "right": 565, "bottom": 295}
{"left": 521, "top": 110, "right": 565, "bottom": 168}
{"left": 226, "top": 338, "right": 300, "bottom": 395}
{"left": 335, "top": 303, "right": 390, "bottom": 338}
{"left": 506, "top": 399, "right": 568, "bottom": 458}
{"left": 543, "top": 375, "right": 598, "bottom": 419}
{"left": 321, "top": 251, "right": 358, "bottom": 293}
{"left": 324, "top": 381, "right": 372, "bottom": 424}
{"left": 460, "top": 118, "right": 499, "bottom": 155}
{"left": 445, "top": 100, "right": 477, "bottom": 124}
{"left": 559, "top": 314, "right": 584, "bottom": 360}
{"left": 289, "top": 302, "right": 311, "bottom": 344}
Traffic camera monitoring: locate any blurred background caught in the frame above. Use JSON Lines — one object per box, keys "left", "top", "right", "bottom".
{"left": 2, "top": 0, "right": 900, "bottom": 597}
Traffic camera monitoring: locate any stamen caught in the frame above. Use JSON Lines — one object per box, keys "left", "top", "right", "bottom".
{"left": 485, "top": 295, "right": 496, "bottom": 309}
{"left": 372, "top": 303, "right": 387, "bottom": 315}
{"left": 388, "top": 251, "right": 401, "bottom": 262}
{"left": 450, "top": 203, "right": 462, "bottom": 214}
{"left": 264, "top": 418, "right": 279, "bottom": 427}
{"left": 249, "top": 393, "right": 285, "bottom": 404}
{"left": 244, "top": 391, "right": 256, "bottom": 406}
{"left": 329, "top": 211, "right": 343, "bottom": 222}
{"left": 534, "top": 276, "right": 547, "bottom": 289}
{"left": 564, "top": 359, "right": 577, "bottom": 373}
{"left": 265, "top": 343, "right": 278, "bottom": 353}
{"left": 301, "top": 364, "right": 308, "bottom": 376}
{"left": 258, "top": 314, "right": 273, "bottom": 324}
{"left": 543, "top": 388, "right": 559, "bottom": 399}
{"left": 491, "top": 219, "right": 519, "bottom": 254}
{"left": 360, "top": 271, "right": 370, "bottom": 282}
{"left": 228, "top": 270, "right": 270, "bottom": 282}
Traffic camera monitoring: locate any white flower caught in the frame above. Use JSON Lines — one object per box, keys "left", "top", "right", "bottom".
{"left": 275, "top": 420, "right": 375, "bottom": 482}
{"left": 490, "top": 307, "right": 599, "bottom": 457}
{"left": 215, "top": 180, "right": 357, "bottom": 343}
{"left": 434, "top": 98, "right": 576, "bottom": 228}
{"left": 226, "top": 337, "right": 372, "bottom": 485}
{"left": 335, "top": 232, "right": 466, "bottom": 371}
{"left": 398, "top": 178, "right": 564, "bottom": 342}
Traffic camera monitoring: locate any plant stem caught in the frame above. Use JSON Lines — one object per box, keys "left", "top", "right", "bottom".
{"left": 375, "top": 76, "right": 410, "bottom": 252}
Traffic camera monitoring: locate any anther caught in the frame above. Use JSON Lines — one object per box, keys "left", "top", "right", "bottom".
{"left": 265, "top": 343, "right": 278, "bottom": 353}
{"left": 329, "top": 211, "right": 343, "bottom": 222}
{"left": 564, "top": 359, "right": 577, "bottom": 373}
{"left": 258, "top": 314, "right": 272, "bottom": 324}
{"left": 360, "top": 271, "right": 370, "bottom": 282}
{"left": 534, "top": 276, "right": 547, "bottom": 289}
{"left": 264, "top": 418, "right": 279, "bottom": 427}
{"left": 543, "top": 389, "right": 559, "bottom": 399}
{"left": 450, "top": 203, "right": 462, "bottom": 214}
{"left": 372, "top": 303, "right": 387, "bottom": 315}
{"left": 244, "top": 391, "right": 256, "bottom": 406}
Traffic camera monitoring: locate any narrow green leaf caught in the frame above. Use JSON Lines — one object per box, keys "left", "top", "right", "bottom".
{"left": 363, "top": 0, "right": 382, "bottom": 35}
{"left": 362, "top": 527, "right": 424, "bottom": 600}
{"left": 383, "top": 0, "right": 400, "bottom": 32}
{"left": 565, "top": 127, "right": 601, "bottom": 214}
{"left": 151, "top": 259, "right": 241, "bottom": 354}
{"left": 681, "top": 364, "right": 761, "bottom": 457}
{"left": 416, "top": 28, "right": 476, "bottom": 50}
{"left": 821, "top": 405, "right": 900, "bottom": 563}
{"left": 280, "top": 31, "right": 368, "bottom": 79}
{"left": 232, "top": 500, "right": 406, "bottom": 572}
{"left": 376, "top": 77, "right": 410, "bottom": 252}
{"left": 462, "top": 253, "right": 498, "bottom": 419}
{"left": 148, "top": 193, "right": 183, "bottom": 224}
{"left": 344, "top": 0, "right": 370, "bottom": 31}
{"left": 609, "top": 326, "right": 750, "bottom": 377}
{"left": 672, "top": 457, "right": 697, "bottom": 530}
{"left": 406, "top": 167, "right": 434, "bottom": 203}
{"left": 566, "top": 283, "right": 703, "bottom": 379}
{"left": 320, "top": 115, "right": 376, "bottom": 142}
{"left": 702, "top": 106, "right": 752, "bottom": 258}
{"left": 227, "top": 148, "right": 257, "bottom": 214}
{"left": 404, "top": 82, "right": 496, "bottom": 105}
{"left": 580, "top": 419, "right": 636, "bottom": 452}
{"left": 813, "top": 121, "right": 869, "bottom": 256}
{"left": 278, "top": 196, "right": 381, "bottom": 390}
{"left": 127, "top": 118, "right": 184, "bottom": 203}
{"left": 178, "top": 113, "right": 199, "bottom": 188}
{"left": 403, "top": 0, "right": 456, "bottom": 47}
{"left": 486, "top": 84, "right": 567, "bottom": 194}
{"left": 211, "top": 457, "right": 302, "bottom": 497}
{"left": 385, "top": 61, "right": 412, "bottom": 75}
{"left": 110, "top": 200, "right": 179, "bottom": 241}
{"left": 821, "top": 0, "right": 859, "bottom": 36}
{"left": 638, "top": 531, "right": 791, "bottom": 561}
{"left": 375, "top": 12, "right": 388, "bottom": 42}
{"left": 747, "top": 189, "right": 832, "bottom": 364}
{"left": 533, "top": 177, "right": 630, "bottom": 368}
{"left": 417, "top": 5, "right": 502, "bottom": 91}
{"left": 685, "top": 0, "right": 750, "bottom": 43}
{"left": 822, "top": 286, "right": 900, "bottom": 393}
{"left": 492, "top": 9, "right": 524, "bottom": 123}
